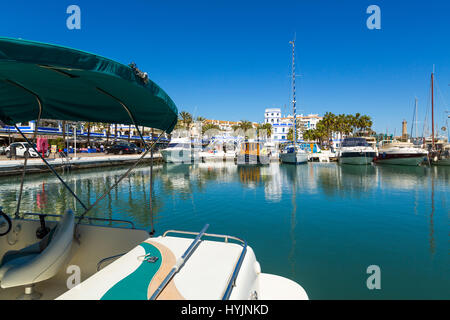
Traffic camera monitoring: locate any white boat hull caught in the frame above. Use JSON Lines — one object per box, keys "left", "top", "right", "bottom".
{"left": 434, "top": 158, "right": 450, "bottom": 166}
{"left": 375, "top": 155, "right": 426, "bottom": 166}
{"left": 339, "top": 156, "right": 373, "bottom": 165}
{"left": 161, "top": 148, "right": 193, "bottom": 163}
{"left": 200, "top": 152, "right": 225, "bottom": 162}
{"left": 280, "top": 152, "right": 308, "bottom": 164}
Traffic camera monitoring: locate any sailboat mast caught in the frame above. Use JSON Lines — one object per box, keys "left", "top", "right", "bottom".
{"left": 431, "top": 71, "right": 435, "bottom": 149}
{"left": 290, "top": 39, "right": 296, "bottom": 144}
{"left": 415, "top": 97, "right": 418, "bottom": 138}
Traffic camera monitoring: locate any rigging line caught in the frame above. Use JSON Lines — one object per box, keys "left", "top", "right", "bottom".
{"left": 435, "top": 78, "right": 449, "bottom": 124}
{"left": 14, "top": 124, "right": 88, "bottom": 211}
{"left": 87, "top": 87, "right": 165, "bottom": 234}
{"left": 410, "top": 98, "right": 417, "bottom": 139}
{"left": 76, "top": 126, "right": 168, "bottom": 226}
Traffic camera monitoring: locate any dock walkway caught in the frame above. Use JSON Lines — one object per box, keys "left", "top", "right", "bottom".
{"left": 0, "top": 153, "right": 162, "bottom": 176}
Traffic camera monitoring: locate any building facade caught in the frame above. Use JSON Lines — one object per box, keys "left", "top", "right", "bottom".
{"left": 265, "top": 108, "right": 323, "bottom": 142}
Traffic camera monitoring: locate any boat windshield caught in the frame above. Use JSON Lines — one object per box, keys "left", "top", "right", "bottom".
{"left": 284, "top": 144, "right": 303, "bottom": 153}
{"left": 341, "top": 138, "right": 369, "bottom": 147}
{"left": 167, "top": 143, "right": 190, "bottom": 149}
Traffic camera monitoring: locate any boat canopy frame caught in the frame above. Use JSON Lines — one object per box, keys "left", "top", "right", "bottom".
{"left": 0, "top": 38, "right": 178, "bottom": 234}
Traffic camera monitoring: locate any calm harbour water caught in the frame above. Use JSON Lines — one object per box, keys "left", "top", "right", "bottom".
{"left": 1, "top": 162, "right": 449, "bottom": 299}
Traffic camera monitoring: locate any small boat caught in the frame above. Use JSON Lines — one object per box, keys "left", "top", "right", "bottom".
{"left": 199, "top": 149, "right": 225, "bottom": 162}
{"left": 280, "top": 143, "right": 308, "bottom": 164}
{"left": 431, "top": 143, "right": 450, "bottom": 166}
{"left": 199, "top": 141, "right": 226, "bottom": 162}
{"left": 374, "top": 141, "right": 428, "bottom": 166}
{"left": 160, "top": 137, "right": 198, "bottom": 163}
{"left": 338, "top": 137, "right": 377, "bottom": 165}
{"left": 0, "top": 37, "right": 307, "bottom": 300}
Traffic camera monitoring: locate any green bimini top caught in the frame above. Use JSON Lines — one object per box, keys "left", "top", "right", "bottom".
{"left": 0, "top": 37, "right": 178, "bottom": 133}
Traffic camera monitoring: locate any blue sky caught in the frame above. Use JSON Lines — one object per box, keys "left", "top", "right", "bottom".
{"left": 0, "top": 0, "right": 449, "bottom": 135}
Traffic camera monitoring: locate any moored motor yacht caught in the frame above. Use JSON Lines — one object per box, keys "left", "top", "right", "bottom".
{"left": 374, "top": 141, "right": 428, "bottom": 166}
{"left": 160, "top": 137, "right": 197, "bottom": 163}
{"left": 338, "top": 137, "right": 377, "bottom": 165}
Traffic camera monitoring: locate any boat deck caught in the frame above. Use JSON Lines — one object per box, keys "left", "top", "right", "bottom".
{"left": 58, "top": 236, "right": 250, "bottom": 300}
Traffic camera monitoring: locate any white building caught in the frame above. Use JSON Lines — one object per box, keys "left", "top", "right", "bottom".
{"left": 264, "top": 108, "right": 282, "bottom": 125}
{"left": 265, "top": 108, "right": 323, "bottom": 142}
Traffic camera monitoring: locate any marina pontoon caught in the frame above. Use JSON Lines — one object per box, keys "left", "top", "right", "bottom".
{"left": 0, "top": 38, "right": 308, "bottom": 300}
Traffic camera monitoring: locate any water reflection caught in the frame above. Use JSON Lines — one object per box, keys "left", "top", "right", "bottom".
{"left": 2, "top": 163, "right": 448, "bottom": 220}
{"left": 0, "top": 162, "right": 448, "bottom": 298}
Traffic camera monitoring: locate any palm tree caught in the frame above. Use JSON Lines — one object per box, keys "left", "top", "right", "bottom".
{"left": 196, "top": 116, "right": 206, "bottom": 123}
{"left": 238, "top": 120, "right": 253, "bottom": 132}
{"left": 179, "top": 111, "right": 193, "bottom": 129}
{"left": 258, "top": 123, "right": 272, "bottom": 139}
{"left": 302, "top": 129, "right": 316, "bottom": 142}
{"left": 321, "top": 112, "right": 336, "bottom": 146}
{"left": 201, "top": 123, "right": 221, "bottom": 135}
{"left": 333, "top": 114, "right": 352, "bottom": 139}
{"left": 358, "top": 115, "right": 373, "bottom": 134}
{"left": 287, "top": 128, "right": 298, "bottom": 142}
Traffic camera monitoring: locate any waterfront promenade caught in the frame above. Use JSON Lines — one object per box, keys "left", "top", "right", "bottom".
{"left": 0, "top": 152, "right": 162, "bottom": 176}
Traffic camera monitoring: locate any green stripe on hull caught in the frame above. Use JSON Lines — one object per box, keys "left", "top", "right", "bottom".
{"left": 101, "top": 242, "right": 162, "bottom": 300}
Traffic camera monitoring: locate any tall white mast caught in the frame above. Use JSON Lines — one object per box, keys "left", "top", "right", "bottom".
{"left": 289, "top": 38, "right": 297, "bottom": 144}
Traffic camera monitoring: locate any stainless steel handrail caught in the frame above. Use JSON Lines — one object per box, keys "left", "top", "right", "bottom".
{"left": 162, "top": 228, "right": 248, "bottom": 300}
{"left": 21, "top": 212, "right": 135, "bottom": 229}
{"left": 162, "top": 229, "right": 245, "bottom": 245}
{"left": 150, "top": 224, "right": 210, "bottom": 300}
{"left": 222, "top": 240, "right": 247, "bottom": 300}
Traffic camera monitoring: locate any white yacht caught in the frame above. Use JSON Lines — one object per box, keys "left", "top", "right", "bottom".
{"left": 374, "top": 141, "right": 428, "bottom": 166}
{"left": 0, "top": 37, "right": 308, "bottom": 300}
{"left": 338, "top": 137, "right": 377, "bottom": 165}
{"left": 280, "top": 144, "right": 308, "bottom": 164}
{"left": 160, "top": 138, "right": 196, "bottom": 163}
